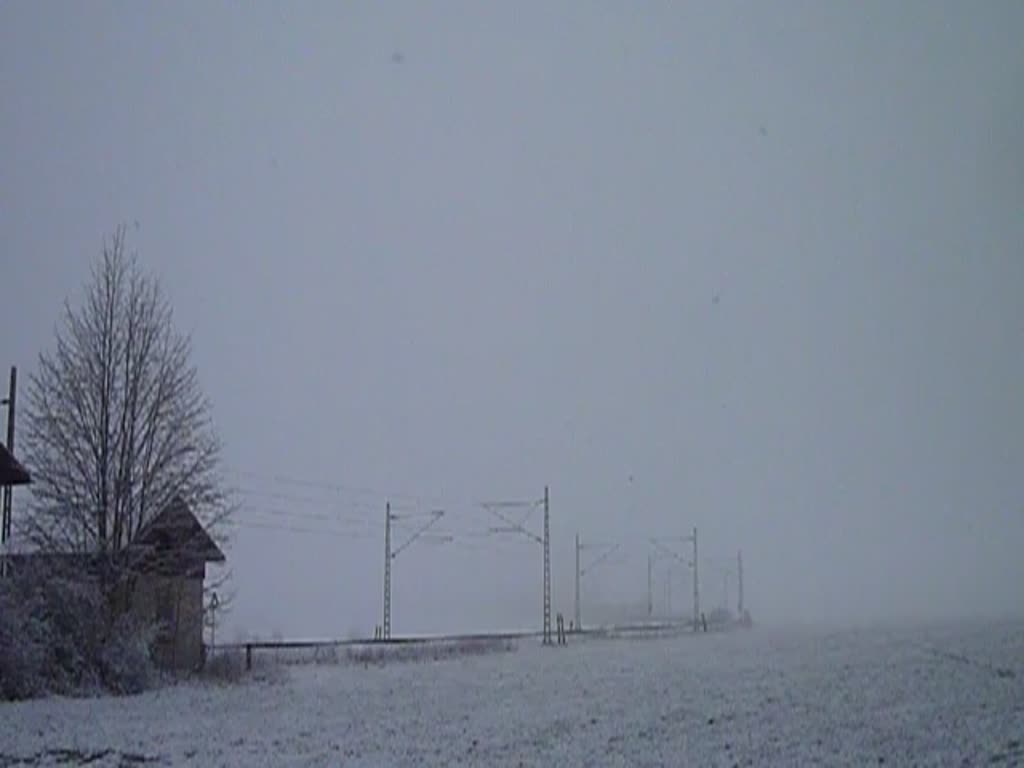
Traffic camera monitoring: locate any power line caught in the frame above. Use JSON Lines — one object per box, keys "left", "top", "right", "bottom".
{"left": 430, "top": 528, "right": 495, "bottom": 540}
{"left": 233, "top": 486, "right": 493, "bottom": 536}
{"left": 581, "top": 543, "right": 621, "bottom": 577}
{"left": 224, "top": 467, "right": 451, "bottom": 507}
{"left": 383, "top": 505, "right": 449, "bottom": 639}
{"left": 228, "top": 519, "right": 375, "bottom": 539}
{"left": 479, "top": 499, "right": 542, "bottom": 510}
{"left": 448, "top": 539, "right": 523, "bottom": 554}
{"left": 234, "top": 486, "right": 380, "bottom": 511}
{"left": 234, "top": 499, "right": 510, "bottom": 551}
{"left": 238, "top": 504, "right": 381, "bottom": 528}
{"left": 230, "top": 476, "right": 492, "bottom": 528}
{"left": 227, "top": 467, "right": 560, "bottom": 536}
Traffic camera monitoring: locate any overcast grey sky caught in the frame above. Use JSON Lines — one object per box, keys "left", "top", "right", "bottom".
{"left": 2, "top": 2, "right": 1022, "bottom": 638}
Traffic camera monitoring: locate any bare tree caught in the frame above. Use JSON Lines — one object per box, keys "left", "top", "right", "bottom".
{"left": 20, "top": 228, "right": 230, "bottom": 577}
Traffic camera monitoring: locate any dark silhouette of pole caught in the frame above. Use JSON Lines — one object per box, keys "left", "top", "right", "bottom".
{"left": 1, "top": 366, "right": 17, "bottom": 547}
{"left": 209, "top": 591, "right": 220, "bottom": 656}
{"left": 381, "top": 505, "right": 444, "bottom": 640}
{"left": 575, "top": 539, "right": 619, "bottom": 630}
{"left": 383, "top": 502, "right": 392, "bottom": 640}
{"left": 543, "top": 485, "right": 551, "bottom": 645}
{"left": 651, "top": 532, "right": 698, "bottom": 628}
{"left": 574, "top": 532, "right": 581, "bottom": 631}
{"left": 647, "top": 553, "right": 653, "bottom": 617}
{"left": 737, "top": 549, "right": 744, "bottom": 615}
{"left": 692, "top": 527, "right": 699, "bottom": 632}
{"left": 482, "top": 489, "right": 551, "bottom": 643}
{"left": 667, "top": 567, "right": 672, "bottom": 616}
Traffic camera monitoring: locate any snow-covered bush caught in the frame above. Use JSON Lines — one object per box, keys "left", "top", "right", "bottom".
{"left": 0, "top": 577, "right": 49, "bottom": 700}
{"left": 32, "top": 574, "right": 106, "bottom": 693}
{"left": 0, "top": 569, "right": 156, "bottom": 700}
{"left": 100, "top": 615, "right": 157, "bottom": 694}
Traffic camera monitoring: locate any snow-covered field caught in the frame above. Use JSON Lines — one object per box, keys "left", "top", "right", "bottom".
{"left": 2, "top": 620, "right": 1022, "bottom": 767}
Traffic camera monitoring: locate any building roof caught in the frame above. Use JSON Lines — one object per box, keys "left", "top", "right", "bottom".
{"left": 6, "top": 496, "right": 225, "bottom": 579}
{"left": 0, "top": 443, "right": 30, "bottom": 486}
{"left": 128, "top": 496, "right": 226, "bottom": 574}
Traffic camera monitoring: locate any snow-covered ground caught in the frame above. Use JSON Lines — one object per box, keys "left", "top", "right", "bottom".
{"left": 2, "top": 620, "right": 1022, "bottom": 766}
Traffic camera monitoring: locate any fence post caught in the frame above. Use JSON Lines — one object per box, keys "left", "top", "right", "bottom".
{"left": 246, "top": 644, "right": 252, "bottom": 671}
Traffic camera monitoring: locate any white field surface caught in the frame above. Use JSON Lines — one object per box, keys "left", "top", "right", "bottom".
{"left": 1, "top": 620, "right": 1022, "bottom": 767}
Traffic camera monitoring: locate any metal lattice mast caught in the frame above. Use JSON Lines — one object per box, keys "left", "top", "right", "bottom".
{"left": 575, "top": 539, "right": 621, "bottom": 629}
{"left": 574, "top": 532, "right": 581, "bottom": 631}
{"left": 737, "top": 549, "right": 744, "bottom": 615}
{"left": 542, "top": 485, "right": 551, "bottom": 645}
{"left": 692, "top": 527, "right": 699, "bottom": 632}
{"left": 383, "top": 502, "right": 392, "bottom": 640}
{"left": 647, "top": 553, "right": 653, "bottom": 617}
{"left": 381, "top": 506, "right": 445, "bottom": 640}
{"left": 650, "top": 531, "right": 699, "bottom": 628}
{"left": 667, "top": 567, "right": 672, "bottom": 616}
{"left": 480, "top": 490, "right": 552, "bottom": 643}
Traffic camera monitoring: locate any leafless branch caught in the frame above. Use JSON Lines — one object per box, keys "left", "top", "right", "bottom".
{"left": 19, "top": 228, "right": 233, "bottom": 591}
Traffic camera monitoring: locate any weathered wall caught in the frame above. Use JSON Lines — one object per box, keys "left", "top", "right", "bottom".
{"left": 132, "top": 574, "right": 205, "bottom": 670}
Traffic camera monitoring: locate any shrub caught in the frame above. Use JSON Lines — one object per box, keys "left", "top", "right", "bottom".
{"left": 100, "top": 616, "right": 157, "bottom": 694}
{"left": 33, "top": 575, "right": 105, "bottom": 693}
{"left": 0, "top": 570, "right": 157, "bottom": 700}
{"left": 0, "top": 582, "right": 49, "bottom": 700}
{"left": 200, "top": 649, "right": 245, "bottom": 683}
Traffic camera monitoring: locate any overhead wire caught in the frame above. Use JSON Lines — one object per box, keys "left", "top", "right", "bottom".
{"left": 230, "top": 489, "right": 520, "bottom": 554}
{"left": 227, "top": 467, "right": 554, "bottom": 540}
{"left": 228, "top": 464, "right": 716, "bottom": 565}
{"left": 223, "top": 467, "right": 453, "bottom": 507}
{"left": 228, "top": 519, "right": 376, "bottom": 539}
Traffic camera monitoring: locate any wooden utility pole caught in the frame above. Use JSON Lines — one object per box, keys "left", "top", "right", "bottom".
{"left": 1, "top": 366, "right": 17, "bottom": 546}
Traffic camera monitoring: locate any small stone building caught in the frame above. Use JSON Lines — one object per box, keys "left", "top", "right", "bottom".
{"left": 6, "top": 496, "right": 224, "bottom": 671}
{"left": 122, "top": 497, "right": 226, "bottom": 670}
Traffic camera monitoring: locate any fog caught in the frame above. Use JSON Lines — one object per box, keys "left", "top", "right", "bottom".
{"left": 2, "top": 2, "right": 1021, "bottom": 639}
